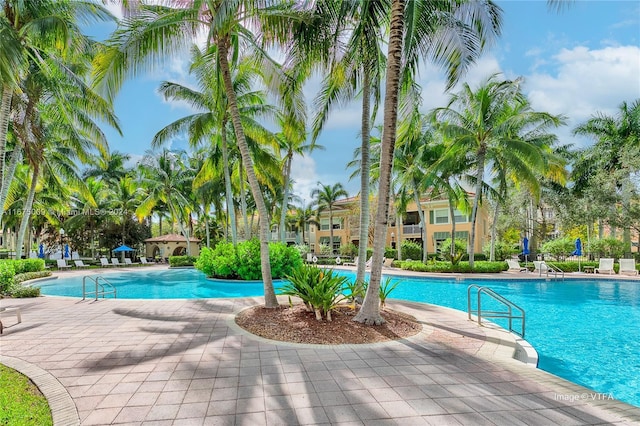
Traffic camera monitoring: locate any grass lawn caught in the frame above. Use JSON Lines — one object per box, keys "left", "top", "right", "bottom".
{"left": 0, "top": 364, "right": 52, "bottom": 425}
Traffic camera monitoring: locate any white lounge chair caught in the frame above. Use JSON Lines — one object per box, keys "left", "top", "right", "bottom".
{"left": 56, "top": 259, "right": 72, "bottom": 269}
{"left": 343, "top": 256, "right": 358, "bottom": 267}
{"left": 100, "top": 257, "right": 114, "bottom": 268}
{"left": 506, "top": 259, "right": 527, "bottom": 272}
{"left": 595, "top": 258, "right": 615, "bottom": 275}
{"left": 383, "top": 257, "right": 394, "bottom": 268}
{"left": 124, "top": 258, "right": 140, "bottom": 266}
{"left": 74, "top": 260, "right": 90, "bottom": 269}
{"left": 618, "top": 259, "right": 638, "bottom": 275}
{"left": 111, "top": 257, "right": 124, "bottom": 267}
{"left": 140, "top": 257, "right": 152, "bottom": 265}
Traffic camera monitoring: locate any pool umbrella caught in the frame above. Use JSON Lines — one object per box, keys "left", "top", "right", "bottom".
{"left": 64, "top": 244, "right": 70, "bottom": 259}
{"left": 572, "top": 238, "right": 582, "bottom": 272}
{"left": 113, "top": 245, "right": 135, "bottom": 252}
{"left": 38, "top": 243, "right": 45, "bottom": 259}
{"left": 522, "top": 237, "right": 530, "bottom": 267}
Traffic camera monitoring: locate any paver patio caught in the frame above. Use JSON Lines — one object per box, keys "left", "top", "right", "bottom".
{"left": 1, "top": 271, "right": 640, "bottom": 425}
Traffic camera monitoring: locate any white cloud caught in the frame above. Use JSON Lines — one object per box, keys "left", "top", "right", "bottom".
{"left": 290, "top": 154, "right": 319, "bottom": 202}
{"left": 525, "top": 45, "right": 640, "bottom": 147}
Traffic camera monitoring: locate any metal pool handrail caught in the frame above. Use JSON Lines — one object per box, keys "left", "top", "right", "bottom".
{"left": 82, "top": 275, "right": 117, "bottom": 300}
{"left": 467, "top": 284, "right": 525, "bottom": 338}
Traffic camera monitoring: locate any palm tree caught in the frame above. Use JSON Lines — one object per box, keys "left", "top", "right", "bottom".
{"left": 137, "top": 149, "right": 196, "bottom": 256}
{"left": 433, "top": 75, "right": 564, "bottom": 268}
{"left": 83, "top": 151, "right": 131, "bottom": 185}
{"left": 573, "top": 100, "right": 640, "bottom": 252}
{"left": 0, "top": 0, "right": 115, "bottom": 224}
{"left": 354, "top": 0, "right": 503, "bottom": 325}
{"left": 94, "top": 2, "right": 305, "bottom": 307}
{"left": 292, "top": 203, "right": 317, "bottom": 247}
{"left": 312, "top": 182, "right": 348, "bottom": 255}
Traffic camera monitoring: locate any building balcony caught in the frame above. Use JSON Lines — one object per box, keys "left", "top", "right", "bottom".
{"left": 403, "top": 224, "right": 422, "bottom": 235}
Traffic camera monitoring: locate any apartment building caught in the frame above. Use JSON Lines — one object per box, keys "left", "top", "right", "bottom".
{"left": 310, "top": 194, "right": 491, "bottom": 256}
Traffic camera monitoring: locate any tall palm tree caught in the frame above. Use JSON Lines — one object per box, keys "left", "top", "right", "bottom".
{"left": 354, "top": 0, "right": 503, "bottom": 325}
{"left": 94, "top": 2, "right": 305, "bottom": 307}
{"left": 433, "top": 75, "right": 564, "bottom": 268}
{"left": 312, "top": 182, "right": 348, "bottom": 255}
{"left": 573, "top": 100, "right": 640, "bottom": 252}
{"left": 137, "top": 149, "right": 194, "bottom": 255}
{"left": 83, "top": 151, "right": 131, "bottom": 185}
{"left": 0, "top": 0, "right": 115, "bottom": 224}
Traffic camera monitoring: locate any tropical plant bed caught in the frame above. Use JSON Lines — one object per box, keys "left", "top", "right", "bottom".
{"left": 235, "top": 304, "right": 422, "bottom": 344}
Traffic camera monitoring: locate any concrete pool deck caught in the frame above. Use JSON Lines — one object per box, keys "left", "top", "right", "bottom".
{"left": 1, "top": 266, "right": 640, "bottom": 425}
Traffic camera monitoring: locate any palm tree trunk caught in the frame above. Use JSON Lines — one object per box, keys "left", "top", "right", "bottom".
{"left": 218, "top": 38, "right": 277, "bottom": 308}
{"left": 448, "top": 201, "right": 457, "bottom": 262}
{"left": 356, "top": 72, "right": 372, "bottom": 285}
{"left": 329, "top": 209, "right": 334, "bottom": 255}
{"left": 489, "top": 199, "right": 499, "bottom": 261}
{"left": 239, "top": 162, "right": 250, "bottom": 239}
{"left": 16, "top": 165, "right": 40, "bottom": 259}
{"left": 469, "top": 151, "right": 486, "bottom": 269}
{"left": 354, "top": 0, "right": 404, "bottom": 325}
{"left": 0, "top": 147, "right": 23, "bottom": 227}
{"left": 396, "top": 205, "right": 403, "bottom": 261}
{"left": 412, "top": 189, "right": 427, "bottom": 263}
{"left": 0, "top": 87, "right": 12, "bottom": 190}
{"left": 279, "top": 153, "right": 292, "bottom": 243}
{"left": 221, "top": 123, "right": 237, "bottom": 245}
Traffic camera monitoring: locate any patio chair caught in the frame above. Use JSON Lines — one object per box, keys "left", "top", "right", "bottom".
{"left": 100, "top": 257, "right": 114, "bottom": 268}
{"left": 74, "top": 260, "right": 90, "bottom": 269}
{"left": 56, "top": 259, "right": 72, "bottom": 270}
{"left": 139, "top": 257, "right": 153, "bottom": 265}
{"left": 383, "top": 257, "right": 394, "bottom": 268}
{"left": 506, "top": 259, "right": 527, "bottom": 272}
{"left": 111, "top": 257, "right": 124, "bottom": 267}
{"left": 124, "top": 258, "right": 140, "bottom": 266}
{"left": 343, "top": 256, "right": 358, "bottom": 267}
{"left": 618, "top": 259, "right": 638, "bottom": 275}
{"left": 595, "top": 258, "right": 615, "bottom": 275}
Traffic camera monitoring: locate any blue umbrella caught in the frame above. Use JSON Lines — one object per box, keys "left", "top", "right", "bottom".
{"left": 64, "top": 244, "right": 70, "bottom": 259}
{"left": 522, "top": 238, "right": 530, "bottom": 255}
{"left": 572, "top": 238, "right": 582, "bottom": 272}
{"left": 113, "top": 245, "right": 135, "bottom": 252}
{"left": 38, "top": 243, "right": 45, "bottom": 259}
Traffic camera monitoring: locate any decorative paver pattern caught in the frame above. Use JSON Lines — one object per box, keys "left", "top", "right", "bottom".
{"left": 1, "top": 290, "right": 639, "bottom": 425}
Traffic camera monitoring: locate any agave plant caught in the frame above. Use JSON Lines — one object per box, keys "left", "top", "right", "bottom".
{"left": 379, "top": 278, "right": 400, "bottom": 310}
{"left": 281, "top": 265, "right": 349, "bottom": 321}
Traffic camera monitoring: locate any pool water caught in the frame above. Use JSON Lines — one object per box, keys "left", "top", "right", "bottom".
{"left": 36, "top": 269, "right": 640, "bottom": 408}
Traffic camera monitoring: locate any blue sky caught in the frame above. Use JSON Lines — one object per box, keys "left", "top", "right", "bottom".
{"left": 94, "top": 1, "right": 640, "bottom": 202}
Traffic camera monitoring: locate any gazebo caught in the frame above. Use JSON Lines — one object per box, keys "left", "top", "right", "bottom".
{"left": 143, "top": 234, "right": 201, "bottom": 260}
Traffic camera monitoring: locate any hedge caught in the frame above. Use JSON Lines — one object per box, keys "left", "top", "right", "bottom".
{"left": 400, "top": 260, "right": 506, "bottom": 273}
{"left": 169, "top": 255, "right": 198, "bottom": 267}
{"left": 0, "top": 259, "right": 46, "bottom": 296}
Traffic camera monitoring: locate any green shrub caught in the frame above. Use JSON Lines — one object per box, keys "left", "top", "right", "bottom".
{"left": 366, "top": 248, "right": 373, "bottom": 260}
{"left": 401, "top": 241, "right": 422, "bottom": 261}
{"left": 14, "top": 271, "right": 51, "bottom": 284}
{"left": 400, "top": 260, "right": 506, "bottom": 273}
{"left": 589, "top": 238, "right": 625, "bottom": 259}
{"left": 196, "top": 239, "right": 302, "bottom": 280}
{"left": 0, "top": 262, "right": 16, "bottom": 294}
{"left": 540, "top": 237, "right": 575, "bottom": 260}
{"left": 483, "top": 241, "right": 519, "bottom": 261}
{"left": 401, "top": 260, "right": 429, "bottom": 272}
{"left": 9, "top": 285, "right": 41, "bottom": 298}
{"left": 339, "top": 243, "right": 358, "bottom": 258}
{"left": 384, "top": 247, "right": 397, "bottom": 260}
{"left": 439, "top": 238, "right": 466, "bottom": 265}
{"left": 169, "top": 255, "right": 198, "bottom": 267}
{"left": 13, "top": 259, "right": 46, "bottom": 274}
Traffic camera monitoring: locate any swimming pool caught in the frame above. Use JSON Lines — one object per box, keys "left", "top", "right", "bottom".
{"left": 35, "top": 269, "right": 640, "bottom": 408}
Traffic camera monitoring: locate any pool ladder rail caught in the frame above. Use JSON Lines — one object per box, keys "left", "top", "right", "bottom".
{"left": 82, "top": 275, "right": 117, "bottom": 300}
{"left": 541, "top": 263, "right": 565, "bottom": 280}
{"left": 467, "top": 285, "right": 525, "bottom": 338}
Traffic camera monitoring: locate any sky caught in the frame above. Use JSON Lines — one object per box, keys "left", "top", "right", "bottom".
{"left": 92, "top": 1, "right": 640, "bottom": 204}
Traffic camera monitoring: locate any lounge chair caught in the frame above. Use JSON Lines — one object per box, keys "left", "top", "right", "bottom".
{"left": 56, "top": 259, "right": 72, "bottom": 270}
{"left": 506, "top": 259, "right": 527, "bottom": 272}
{"left": 124, "top": 258, "right": 140, "bottom": 266}
{"left": 140, "top": 257, "right": 153, "bottom": 265}
{"left": 74, "top": 260, "right": 90, "bottom": 269}
{"left": 383, "top": 257, "right": 394, "bottom": 268}
{"left": 595, "top": 258, "right": 615, "bottom": 275}
{"left": 111, "top": 257, "right": 123, "bottom": 267}
{"left": 364, "top": 257, "right": 373, "bottom": 268}
{"left": 618, "top": 259, "right": 638, "bottom": 275}
{"left": 100, "top": 257, "right": 114, "bottom": 268}
{"left": 343, "top": 256, "right": 358, "bottom": 267}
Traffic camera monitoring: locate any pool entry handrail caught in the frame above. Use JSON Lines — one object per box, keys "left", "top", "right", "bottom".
{"left": 467, "top": 285, "right": 525, "bottom": 338}
{"left": 82, "top": 275, "right": 117, "bottom": 300}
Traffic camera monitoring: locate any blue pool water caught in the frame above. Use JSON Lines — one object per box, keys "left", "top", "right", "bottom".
{"left": 36, "top": 269, "right": 640, "bottom": 408}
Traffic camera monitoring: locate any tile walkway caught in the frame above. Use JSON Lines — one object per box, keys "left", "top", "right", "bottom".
{"left": 1, "top": 270, "right": 640, "bottom": 425}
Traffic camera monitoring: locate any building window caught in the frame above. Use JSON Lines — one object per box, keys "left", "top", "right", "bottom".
{"left": 453, "top": 209, "right": 469, "bottom": 223}
{"left": 430, "top": 208, "right": 449, "bottom": 225}
{"left": 320, "top": 219, "right": 330, "bottom": 230}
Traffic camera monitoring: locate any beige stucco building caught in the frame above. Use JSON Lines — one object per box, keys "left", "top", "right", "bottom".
{"left": 144, "top": 234, "right": 200, "bottom": 259}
